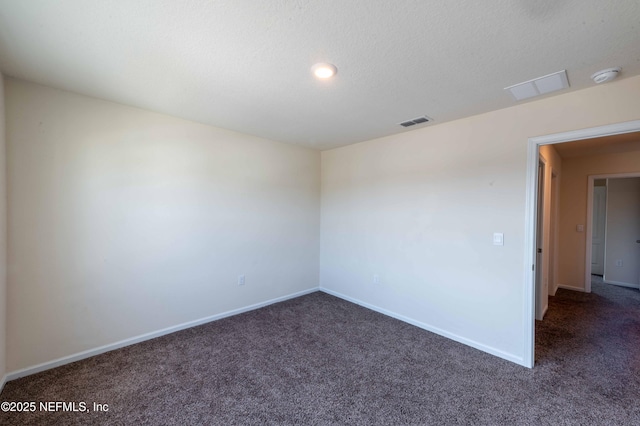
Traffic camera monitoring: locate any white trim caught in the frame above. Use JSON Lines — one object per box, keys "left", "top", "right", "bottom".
{"left": 525, "top": 119, "right": 640, "bottom": 369}
{"left": 523, "top": 134, "right": 538, "bottom": 368}
{"left": 557, "top": 284, "right": 588, "bottom": 292}
{"left": 0, "top": 374, "right": 7, "bottom": 394}
{"left": 320, "top": 287, "right": 525, "bottom": 367}
{"left": 6, "top": 287, "right": 319, "bottom": 382}
{"left": 603, "top": 279, "right": 640, "bottom": 290}
{"left": 529, "top": 120, "right": 640, "bottom": 146}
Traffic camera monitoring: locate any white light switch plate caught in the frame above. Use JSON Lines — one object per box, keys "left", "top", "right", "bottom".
{"left": 493, "top": 233, "right": 504, "bottom": 246}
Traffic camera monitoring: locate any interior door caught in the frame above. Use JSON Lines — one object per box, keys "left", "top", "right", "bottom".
{"left": 535, "top": 160, "right": 546, "bottom": 320}
{"left": 637, "top": 238, "right": 640, "bottom": 286}
{"left": 591, "top": 183, "right": 607, "bottom": 275}
{"left": 637, "top": 189, "right": 640, "bottom": 287}
{"left": 605, "top": 177, "right": 640, "bottom": 287}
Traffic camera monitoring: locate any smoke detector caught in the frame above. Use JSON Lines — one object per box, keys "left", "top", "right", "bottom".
{"left": 591, "top": 67, "right": 621, "bottom": 84}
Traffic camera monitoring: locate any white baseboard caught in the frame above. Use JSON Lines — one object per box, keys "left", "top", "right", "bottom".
{"left": 319, "top": 287, "right": 525, "bottom": 367}
{"left": 604, "top": 279, "right": 640, "bottom": 290}
{"left": 6, "top": 287, "right": 319, "bottom": 382}
{"left": 557, "top": 283, "right": 587, "bottom": 292}
{"left": 0, "top": 373, "right": 7, "bottom": 394}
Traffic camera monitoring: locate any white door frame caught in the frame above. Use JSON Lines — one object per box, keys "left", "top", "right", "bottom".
{"left": 523, "top": 119, "right": 640, "bottom": 368}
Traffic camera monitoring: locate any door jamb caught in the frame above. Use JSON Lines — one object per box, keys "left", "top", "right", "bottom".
{"left": 523, "top": 119, "right": 640, "bottom": 368}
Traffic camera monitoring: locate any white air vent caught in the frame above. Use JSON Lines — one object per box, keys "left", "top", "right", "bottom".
{"left": 399, "top": 116, "right": 432, "bottom": 127}
{"left": 505, "top": 70, "right": 570, "bottom": 101}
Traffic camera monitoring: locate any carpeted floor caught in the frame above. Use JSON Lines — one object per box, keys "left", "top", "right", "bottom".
{"left": 1, "top": 278, "right": 639, "bottom": 425}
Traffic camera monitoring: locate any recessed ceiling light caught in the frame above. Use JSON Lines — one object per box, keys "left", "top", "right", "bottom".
{"left": 311, "top": 63, "right": 337, "bottom": 79}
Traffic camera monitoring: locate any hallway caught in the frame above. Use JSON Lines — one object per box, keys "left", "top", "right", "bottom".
{"left": 535, "top": 275, "right": 640, "bottom": 420}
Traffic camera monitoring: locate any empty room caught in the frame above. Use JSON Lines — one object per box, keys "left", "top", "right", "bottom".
{"left": 0, "top": 1, "right": 639, "bottom": 424}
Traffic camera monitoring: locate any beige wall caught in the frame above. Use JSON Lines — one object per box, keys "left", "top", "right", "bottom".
{"left": 5, "top": 78, "right": 321, "bottom": 372}
{"left": 604, "top": 177, "right": 640, "bottom": 287}
{"left": 558, "top": 150, "right": 640, "bottom": 290}
{"left": 5, "top": 73, "right": 640, "bottom": 374}
{"left": 0, "top": 72, "right": 6, "bottom": 385}
{"left": 321, "top": 75, "right": 640, "bottom": 365}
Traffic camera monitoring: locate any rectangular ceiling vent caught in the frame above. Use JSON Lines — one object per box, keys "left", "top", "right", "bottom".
{"left": 504, "top": 70, "right": 570, "bottom": 101}
{"left": 399, "top": 116, "right": 432, "bottom": 127}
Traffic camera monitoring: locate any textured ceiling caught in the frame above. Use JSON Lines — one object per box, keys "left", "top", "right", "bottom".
{"left": 0, "top": 0, "right": 639, "bottom": 150}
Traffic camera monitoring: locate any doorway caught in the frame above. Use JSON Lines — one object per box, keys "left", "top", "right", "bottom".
{"left": 523, "top": 119, "right": 640, "bottom": 368}
{"left": 534, "top": 156, "right": 558, "bottom": 320}
{"left": 586, "top": 175, "right": 640, "bottom": 291}
{"left": 590, "top": 180, "right": 607, "bottom": 276}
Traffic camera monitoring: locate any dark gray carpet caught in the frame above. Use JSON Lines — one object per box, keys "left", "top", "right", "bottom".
{"left": 1, "top": 278, "right": 639, "bottom": 425}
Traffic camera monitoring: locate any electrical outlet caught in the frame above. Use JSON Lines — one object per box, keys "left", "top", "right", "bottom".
{"left": 615, "top": 260, "right": 623, "bottom": 267}
{"left": 373, "top": 274, "right": 380, "bottom": 285}
{"left": 238, "top": 274, "right": 245, "bottom": 285}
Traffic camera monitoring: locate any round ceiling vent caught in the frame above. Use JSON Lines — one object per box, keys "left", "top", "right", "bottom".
{"left": 590, "top": 67, "right": 621, "bottom": 84}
